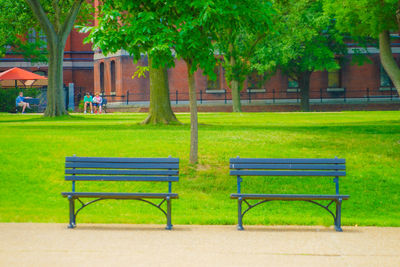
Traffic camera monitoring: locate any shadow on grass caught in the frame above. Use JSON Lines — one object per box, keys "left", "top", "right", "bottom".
{"left": 5, "top": 122, "right": 398, "bottom": 136}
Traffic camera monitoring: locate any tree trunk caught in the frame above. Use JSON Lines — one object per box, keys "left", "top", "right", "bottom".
{"left": 298, "top": 72, "right": 312, "bottom": 112}
{"left": 379, "top": 30, "right": 400, "bottom": 95}
{"left": 186, "top": 60, "right": 198, "bottom": 164}
{"left": 231, "top": 79, "right": 242, "bottom": 112}
{"left": 25, "top": 0, "right": 83, "bottom": 117}
{"left": 142, "top": 57, "right": 178, "bottom": 124}
{"left": 230, "top": 55, "right": 242, "bottom": 112}
{"left": 44, "top": 40, "right": 67, "bottom": 117}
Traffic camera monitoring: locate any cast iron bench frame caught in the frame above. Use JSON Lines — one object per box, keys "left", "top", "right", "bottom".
{"left": 61, "top": 156, "right": 179, "bottom": 230}
{"left": 230, "top": 157, "right": 349, "bottom": 231}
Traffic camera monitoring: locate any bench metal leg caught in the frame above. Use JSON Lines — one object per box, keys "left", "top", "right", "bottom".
{"left": 165, "top": 197, "right": 173, "bottom": 230}
{"left": 237, "top": 197, "right": 244, "bottom": 230}
{"left": 335, "top": 198, "right": 342, "bottom": 232}
{"left": 68, "top": 196, "right": 76, "bottom": 229}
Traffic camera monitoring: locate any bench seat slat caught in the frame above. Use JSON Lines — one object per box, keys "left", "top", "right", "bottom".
{"left": 230, "top": 170, "right": 346, "bottom": 176}
{"left": 65, "top": 169, "right": 179, "bottom": 175}
{"left": 229, "top": 164, "right": 345, "bottom": 170}
{"left": 231, "top": 193, "right": 350, "bottom": 200}
{"left": 65, "top": 162, "right": 179, "bottom": 169}
{"left": 66, "top": 157, "right": 179, "bottom": 163}
{"left": 65, "top": 176, "right": 179, "bottom": 182}
{"left": 62, "top": 192, "right": 179, "bottom": 199}
{"left": 230, "top": 158, "right": 345, "bottom": 164}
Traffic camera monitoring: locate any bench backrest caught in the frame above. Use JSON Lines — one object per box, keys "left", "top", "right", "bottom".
{"left": 229, "top": 157, "right": 345, "bottom": 194}
{"left": 65, "top": 156, "right": 179, "bottom": 193}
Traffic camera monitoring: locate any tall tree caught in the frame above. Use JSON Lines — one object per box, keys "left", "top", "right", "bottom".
{"left": 256, "top": 0, "right": 347, "bottom": 111}
{"left": 1, "top": 0, "right": 92, "bottom": 117}
{"left": 25, "top": 0, "right": 91, "bottom": 117}
{"left": 83, "top": 1, "right": 178, "bottom": 124}
{"left": 324, "top": 0, "right": 400, "bottom": 94}
{"left": 85, "top": 0, "right": 217, "bottom": 163}
{"left": 211, "top": 0, "right": 274, "bottom": 112}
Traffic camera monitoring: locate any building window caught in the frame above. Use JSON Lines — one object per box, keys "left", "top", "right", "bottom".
{"left": 380, "top": 65, "right": 392, "bottom": 87}
{"left": 328, "top": 59, "right": 341, "bottom": 88}
{"left": 110, "top": 60, "right": 116, "bottom": 93}
{"left": 100, "top": 62, "right": 104, "bottom": 93}
{"left": 28, "top": 29, "right": 36, "bottom": 44}
{"left": 207, "top": 66, "right": 220, "bottom": 90}
{"left": 288, "top": 77, "right": 298, "bottom": 88}
{"left": 247, "top": 72, "right": 264, "bottom": 89}
{"left": 28, "top": 29, "right": 47, "bottom": 49}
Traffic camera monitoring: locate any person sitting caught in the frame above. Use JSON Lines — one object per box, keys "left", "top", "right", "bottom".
{"left": 92, "top": 92, "right": 103, "bottom": 114}
{"left": 83, "top": 92, "right": 93, "bottom": 114}
{"left": 15, "top": 92, "right": 32, "bottom": 113}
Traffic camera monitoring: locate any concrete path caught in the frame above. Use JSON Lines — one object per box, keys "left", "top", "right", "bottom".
{"left": 0, "top": 223, "right": 399, "bottom": 267}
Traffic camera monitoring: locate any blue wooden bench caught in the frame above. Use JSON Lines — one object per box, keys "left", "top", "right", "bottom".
{"left": 230, "top": 157, "right": 350, "bottom": 231}
{"left": 61, "top": 156, "right": 179, "bottom": 230}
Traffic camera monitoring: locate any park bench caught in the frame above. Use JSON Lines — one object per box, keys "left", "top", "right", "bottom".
{"left": 16, "top": 98, "right": 40, "bottom": 113}
{"left": 61, "top": 156, "right": 179, "bottom": 230}
{"left": 230, "top": 157, "right": 349, "bottom": 231}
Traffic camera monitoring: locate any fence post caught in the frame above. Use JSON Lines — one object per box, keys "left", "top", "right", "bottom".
{"left": 320, "top": 88, "right": 323, "bottom": 103}
{"left": 343, "top": 87, "right": 346, "bottom": 103}
{"left": 248, "top": 89, "right": 251, "bottom": 103}
{"left": 68, "top": 83, "right": 74, "bottom": 110}
{"left": 391, "top": 87, "right": 393, "bottom": 101}
{"left": 296, "top": 88, "right": 299, "bottom": 103}
{"left": 200, "top": 90, "right": 203, "bottom": 104}
{"left": 273, "top": 89, "right": 275, "bottom": 104}
{"left": 176, "top": 90, "right": 178, "bottom": 104}
{"left": 367, "top": 87, "right": 370, "bottom": 102}
{"left": 126, "top": 90, "right": 129, "bottom": 105}
{"left": 224, "top": 89, "right": 227, "bottom": 104}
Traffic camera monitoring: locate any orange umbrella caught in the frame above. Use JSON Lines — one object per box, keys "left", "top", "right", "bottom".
{"left": 0, "top": 67, "right": 47, "bottom": 88}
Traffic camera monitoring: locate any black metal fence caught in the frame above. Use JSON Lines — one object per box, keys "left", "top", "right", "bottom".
{"left": 101, "top": 87, "right": 400, "bottom": 105}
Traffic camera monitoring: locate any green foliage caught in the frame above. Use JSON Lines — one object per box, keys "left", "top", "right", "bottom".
{"left": 132, "top": 66, "right": 150, "bottom": 79}
{"left": 0, "top": 112, "right": 399, "bottom": 226}
{"left": 256, "top": 0, "right": 348, "bottom": 79}
{"left": 324, "top": 0, "right": 399, "bottom": 38}
{"left": 82, "top": 0, "right": 219, "bottom": 76}
{"left": 0, "top": 0, "right": 93, "bottom": 61}
{"left": 211, "top": 0, "right": 275, "bottom": 86}
{"left": 0, "top": 0, "right": 45, "bottom": 62}
{"left": 0, "top": 87, "right": 41, "bottom": 112}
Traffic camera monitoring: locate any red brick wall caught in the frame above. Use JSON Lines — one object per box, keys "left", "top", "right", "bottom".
{"left": 93, "top": 53, "right": 399, "bottom": 103}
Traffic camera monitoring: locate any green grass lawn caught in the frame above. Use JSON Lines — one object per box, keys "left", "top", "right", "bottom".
{"left": 0, "top": 111, "right": 399, "bottom": 227}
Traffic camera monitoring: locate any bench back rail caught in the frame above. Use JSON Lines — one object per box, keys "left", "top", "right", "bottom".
{"left": 65, "top": 156, "right": 179, "bottom": 193}
{"left": 230, "top": 157, "right": 345, "bottom": 194}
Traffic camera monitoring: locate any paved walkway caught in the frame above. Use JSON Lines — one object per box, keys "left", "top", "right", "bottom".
{"left": 1, "top": 223, "right": 399, "bottom": 267}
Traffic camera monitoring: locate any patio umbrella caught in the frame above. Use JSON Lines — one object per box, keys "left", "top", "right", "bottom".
{"left": 0, "top": 67, "right": 48, "bottom": 88}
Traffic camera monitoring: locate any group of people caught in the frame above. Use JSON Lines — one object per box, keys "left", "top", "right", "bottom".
{"left": 84, "top": 92, "right": 104, "bottom": 114}
{"left": 15, "top": 91, "right": 105, "bottom": 114}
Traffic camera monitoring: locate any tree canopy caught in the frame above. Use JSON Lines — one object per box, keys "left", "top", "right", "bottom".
{"left": 210, "top": 0, "right": 274, "bottom": 112}
{"left": 324, "top": 0, "right": 400, "bottom": 94}
{"left": 84, "top": 0, "right": 218, "bottom": 163}
{"left": 255, "top": 0, "right": 348, "bottom": 111}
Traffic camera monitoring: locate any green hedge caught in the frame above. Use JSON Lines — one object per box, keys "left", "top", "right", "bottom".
{"left": 0, "top": 87, "right": 41, "bottom": 112}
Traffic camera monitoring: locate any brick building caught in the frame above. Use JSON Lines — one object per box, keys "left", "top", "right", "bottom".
{"left": 94, "top": 44, "right": 399, "bottom": 105}
{"left": 0, "top": 29, "right": 94, "bottom": 97}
